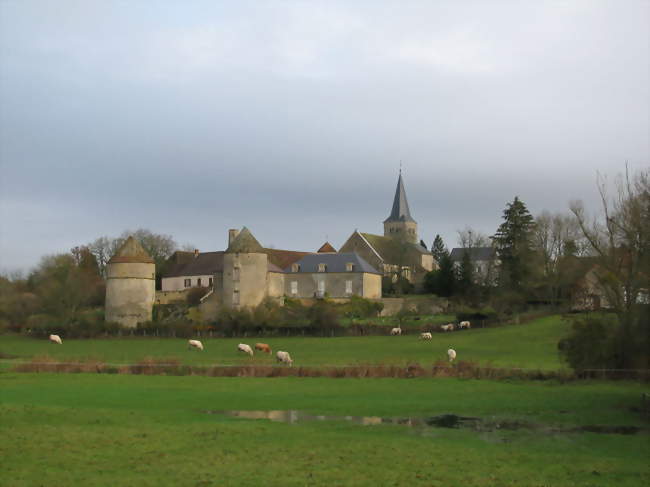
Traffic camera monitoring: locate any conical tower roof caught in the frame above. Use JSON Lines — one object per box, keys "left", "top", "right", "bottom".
{"left": 317, "top": 242, "right": 337, "bottom": 253}
{"left": 108, "top": 236, "right": 154, "bottom": 264}
{"left": 383, "top": 172, "right": 415, "bottom": 223}
{"left": 226, "top": 227, "right": 264, "bottom": 253}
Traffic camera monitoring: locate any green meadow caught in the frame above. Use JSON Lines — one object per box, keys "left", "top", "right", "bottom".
{"left": 1, "top": 315, "right": 569, "bottom": 370}
{"left": 1, "top": 373, "right": 648, "bottom": 486}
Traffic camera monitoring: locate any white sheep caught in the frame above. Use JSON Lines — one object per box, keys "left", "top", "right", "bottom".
{"left": 48, "top": 334, "right": 62, "bottom": 345}
{"left": 237, "top": 343, "right": 254, "bottom": 357}
{"left": 188, "top": 339, "right": 204, "bottom": 351}
{"left": 390, "top": 327, "right": 402, "bottom": 336}
{"left": 459, "top": 321, "right": 471, "bottom": 329}
{"left": 419, "top": 332, "right": 432, "bottom": 340}
{"left": 440, "top": 324, "right": 454, "bottom": 332}
{"left": 447, "top": 349, "right": 457, "bottom": 362}
{"left": 276, "top": 351, "right": 293, "bottom": 366}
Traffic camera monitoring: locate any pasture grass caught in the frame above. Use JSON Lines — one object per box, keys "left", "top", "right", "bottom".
{"left": 0, "top": 315, "right": 570, "bottom": 370}
{"left": 1, "top": 373, "right": 648, "bottom": 486}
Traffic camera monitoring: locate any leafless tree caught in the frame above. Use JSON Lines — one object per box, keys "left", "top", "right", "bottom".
{"left": 570, "top": 167, "right": 649, "bottom": 314}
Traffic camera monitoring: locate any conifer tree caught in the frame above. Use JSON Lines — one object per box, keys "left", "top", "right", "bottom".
{"left": 492, "top": 196, "right": 536, "bottom": 289}
{"left": 431, "top": 234, "right": 448, "bottom": 263}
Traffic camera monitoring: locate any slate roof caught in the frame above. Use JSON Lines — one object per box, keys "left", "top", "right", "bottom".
{"left": 383, "top": 173, "right": 415, "bottom": 223}
{"left": 360, "top": 233, "right": 430, "bottom": 263}
{"left": 449, "top": 247, "right": 497, "bottom": 262}
{"left": 163, "top": 251, "right": 224, "bottom": 277}
{"left": 108, "top": 236, "right": 154, "bottom": 264}
{"left": 317, "top": 242, "right": 337, "bottom": 253}
{"left": 284, "top": 252, "right": 381, "bottom": 275}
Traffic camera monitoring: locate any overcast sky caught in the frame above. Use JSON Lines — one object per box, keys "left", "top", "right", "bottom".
{"left": 1, "top": 0, "right": 648, "bottom": 273}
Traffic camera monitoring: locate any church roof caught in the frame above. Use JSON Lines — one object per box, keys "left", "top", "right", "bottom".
{"left": 360, "top": 233, "right": 429, "bottom": 263}
{"left": 383, "top": 173, "right": 415, "bottom": 224}
{"left": 449, "top": 247, "right": 497, "bottom": 262}
{"left": 226, "top": 227, "right": 264, "bottom": 253}
{"left": 317, "top": 242, "right": 337, "bottom": 253}
{"left": 108, "top": 236, "right": 154, "bottom": 264}
{"left": 284, "top": 252, "right": 381, "bottom": 275}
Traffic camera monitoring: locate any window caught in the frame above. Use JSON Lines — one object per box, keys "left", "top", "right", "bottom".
{"left": 318, "top": 279, "right": 325, "bottom": 295}
{"left": 184, "top": 278, "right": 191, "bottom": 288}
{"left": 233, "top": 290, "right": 240, "bottom": 305}
{"left": 346, "top": 263, "right": 354, "bottom": 272}
{"left": 292, "top": 263, "right": 300, "bottom": 272}
{"left": 290, "top": 281, "right": 298, "bottom": 295}
{"left": 197, "top": 278, "right": 202, "bottom": 286}
{"left": 345, "top": 280, "right": 353, "bottom": 295}
{"left": 318, "top": 263, "right": 327, "bottom": 272}
{"left": 209, "top": 277, "right": 213, "bottom": 287}
{"left": 233, "top": 267, "right": 240, "bottom": 281}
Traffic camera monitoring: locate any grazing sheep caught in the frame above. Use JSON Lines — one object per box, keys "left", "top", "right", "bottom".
{"left": 188, "top": 339, "right": 204, "bottom": 351}
{"left": 459, "top": 321, "right": 471, "bottom": 329}
{"left": 237, "top": 343, "right": 254, "bottom": 357}
{"left": 447, "top": 349, "right": 457, "bottom": 362}
{"left": 255, "top": 343, "right": 272, "bottom": 354}
{"left": 49, "top": 334, "right": 62, "bottom": 345}
{"left": 419, "top": 332, "right": 432, "bottom": 340}
{"left": 276, "top": 351, "right": 293, "bottom": 366}
{"left": 440, "top": 324, "right": 454, "bottom": 332}
{"left": 390, "top": 327, "right": 402, "bottom": 336}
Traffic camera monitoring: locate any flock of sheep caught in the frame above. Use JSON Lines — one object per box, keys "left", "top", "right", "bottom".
{"left": 49, "top": 321, "right": 467, "bottom": 364}
{"left": 388, "top": 320, "right": 471, "bottom": 363}
{"left": 190, "top": 340, "right": 294, "bottom": 365}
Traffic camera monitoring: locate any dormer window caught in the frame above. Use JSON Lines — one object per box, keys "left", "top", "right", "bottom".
{"left": 346, "top": 263, "right": 354, "bottom": 272}
{"left": 292, "top": 263, "right": 300, "bottom": 273}
{"left": 318, "top": 263, "right": 327, "bottom": 272}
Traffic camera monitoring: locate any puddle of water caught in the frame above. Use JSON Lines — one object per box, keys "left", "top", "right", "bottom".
{"left": 201, "top": 410, "right": 644, "bottom": 435}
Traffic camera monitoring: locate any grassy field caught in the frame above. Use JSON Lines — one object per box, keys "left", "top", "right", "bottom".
{"left": 1, "top": 373, "right": 648, "bottom": 486}
{"left": 0, "top": 315, "right": 570, "bottom": 370}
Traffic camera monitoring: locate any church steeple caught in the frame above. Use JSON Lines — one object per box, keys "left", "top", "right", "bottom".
{"left": 383, "top": 171, "right": 415, "bottom": 224}
{"left": 383, "top": 171, "right": 418, "bottom": 243}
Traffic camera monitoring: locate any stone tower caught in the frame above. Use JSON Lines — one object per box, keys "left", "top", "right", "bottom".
{"left": 222, "top": 227, "right": 268, "bottom": 309}
{"left": 105, "top": 236, "right": 155, "bottom": 328}
{"left": 383, "top": 171, "right": 418, "bottom": 244}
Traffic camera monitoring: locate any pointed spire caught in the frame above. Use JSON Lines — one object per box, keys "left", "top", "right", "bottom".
{"left": 108, "top": 236, "right": 154, "bottom": 264}
{"left": 383, "top": 172, "right": 415, "bottom": 223}
{"left": 226, "top": 226, "right": 264, "bottom": 253}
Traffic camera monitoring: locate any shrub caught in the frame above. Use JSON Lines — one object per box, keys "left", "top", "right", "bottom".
{"left": 340, "top": 296, "right": 383, "bottom": 319}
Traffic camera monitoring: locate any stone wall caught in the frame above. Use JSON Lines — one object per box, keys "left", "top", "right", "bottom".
{"left": 105, "top": 262, "right": 155, "bottom": 328}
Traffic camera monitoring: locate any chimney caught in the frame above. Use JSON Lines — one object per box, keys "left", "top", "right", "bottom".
{"left": 194, "top": 249, "right": 199, "bottom": 258}
{"left": 228, "top": 229, "right": 240, "bottom": 245}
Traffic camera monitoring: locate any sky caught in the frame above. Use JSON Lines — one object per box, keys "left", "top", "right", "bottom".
{"left": 0, "top": 0, "right": 648, "bottom": 273}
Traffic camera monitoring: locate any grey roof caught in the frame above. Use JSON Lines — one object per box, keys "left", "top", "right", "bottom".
{"left": 449, "top": 247, "right": 497, "bottom": 262}
{"left": 284, "top": 252, "right": 381, "bottom": 275}
{"left": 163, "top": 252, "right": 224, "bottom": 277}
{"left": 383, "top": 173, "right": 415, "bottom": 223}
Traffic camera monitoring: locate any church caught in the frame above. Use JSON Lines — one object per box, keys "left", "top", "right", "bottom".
{"left": 158, "top": 172, "right": 435, "bottom": 309}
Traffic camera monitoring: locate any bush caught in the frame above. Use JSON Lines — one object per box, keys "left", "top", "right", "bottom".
{"left": 340, "top": 296, "right": 383, "bottom": 319}
{"left": 186, "top": 287, "right": 207, "bottom": 306}
{"left": 558, "top": 314, "right": 620, "bottom": 371}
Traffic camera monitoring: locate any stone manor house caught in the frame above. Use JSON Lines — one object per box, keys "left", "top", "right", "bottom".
{"left": 159, "top": 173, "right": 436, "bottom": 309}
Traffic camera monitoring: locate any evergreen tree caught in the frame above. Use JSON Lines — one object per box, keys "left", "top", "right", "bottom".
{"left": 492, "top": 196, "right": 536, "bottom": 290}
{"left": 431, "top": 234, "right": 448, "bottom": 263}
{"left": 423, "top": 252, "right": 456, "bottom": 297}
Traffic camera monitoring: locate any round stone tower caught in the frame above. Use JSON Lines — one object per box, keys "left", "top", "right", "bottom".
{"left": 105, "top": 236, "right": 155, "bottom": 328}
{"left": 222, "top": 227, "right": 268, "bottom": 309}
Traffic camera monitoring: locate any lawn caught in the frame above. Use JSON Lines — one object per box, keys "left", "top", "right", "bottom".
{"left": 0, "top": 315, "right": 571, "bottom": 370}
{"left": 1, "top": 373, "right": 648, "bottom": 486}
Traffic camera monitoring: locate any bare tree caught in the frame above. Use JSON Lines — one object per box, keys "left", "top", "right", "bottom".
{"left": 570, "top": 167, "right": 649, "bottom": 314}
{"left": 456, "top": 226, "right": 489, "bottom": 249}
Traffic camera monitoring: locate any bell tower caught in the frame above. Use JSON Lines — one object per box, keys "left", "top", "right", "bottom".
{"left": 383, "top": 171, "right": 418, "bottom": 244}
